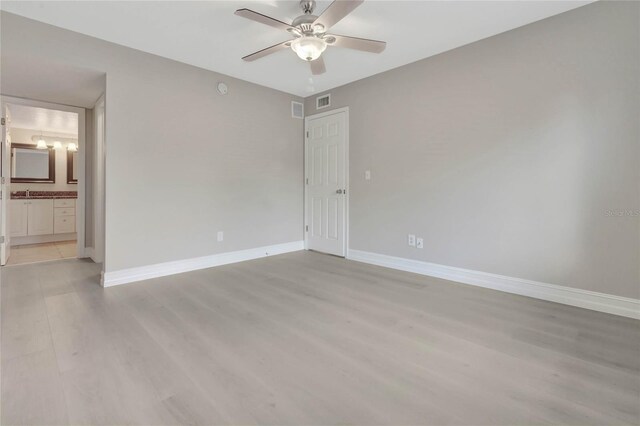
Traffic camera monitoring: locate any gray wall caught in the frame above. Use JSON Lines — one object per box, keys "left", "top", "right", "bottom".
{"left": 1, "top": 12, "right": 304, "bottom": 272}
{"left": 305, "top": 1, "right": 639, "bottom": 299}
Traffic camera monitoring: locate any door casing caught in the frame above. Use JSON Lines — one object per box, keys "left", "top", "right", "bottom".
{"left": 304, "top": 106, "right": 349, "bottom": 257}
{"left": 1, "top": 102, "right": 11, "bottom": 264}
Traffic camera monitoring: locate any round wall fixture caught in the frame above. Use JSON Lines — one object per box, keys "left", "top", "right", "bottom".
{"left": 217, "top": 82, "right": 228, "bottom": 95}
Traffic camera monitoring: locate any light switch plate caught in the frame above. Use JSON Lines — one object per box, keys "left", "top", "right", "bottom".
{"left": 408, "top": 234, "right": 416, "bottom": 247}
{"left": 416, "top": 238, "right": 424, "bottom": 249}
{"left": 365, "top": 170, "right": 371, "bottom": 180}
{"left": 217, "top": 231, "right": 224, "bottom": 242}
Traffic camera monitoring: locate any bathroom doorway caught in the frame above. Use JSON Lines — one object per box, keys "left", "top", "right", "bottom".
{"left": 1, "top": 97, "right": 86, "bottom": 266}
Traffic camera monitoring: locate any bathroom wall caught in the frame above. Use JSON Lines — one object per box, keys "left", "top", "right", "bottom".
{"left": 9, "top": 127, "right": 78, "bottom": 192}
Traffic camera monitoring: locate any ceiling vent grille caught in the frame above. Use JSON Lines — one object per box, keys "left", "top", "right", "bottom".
{"left": 291, "top": 101, "right": 304, "bottom": 119}
{"left": 316, "top": 94, "right": 331, "bottom": 109}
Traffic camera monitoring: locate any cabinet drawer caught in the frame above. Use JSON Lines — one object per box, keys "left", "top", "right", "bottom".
{"left": 54, "top": 207, "right": 75, "bottom": 217}
{"left": 54, "top": 216, "right": 75, "bottom": 234}
{"left": 54, "top": 199, "right": 76, "bottom": 208}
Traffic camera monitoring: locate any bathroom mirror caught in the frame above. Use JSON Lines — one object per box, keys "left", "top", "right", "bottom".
{"left": 67, "top": 150, "right": 78, "bottom": 184}
{"left": 11, "top": 143, "right": 56, "bottom": 183}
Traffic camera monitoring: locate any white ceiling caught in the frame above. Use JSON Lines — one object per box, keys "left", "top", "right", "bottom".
{"left": 7, "top": 104, "right": 78, "bottom": 135}
{"left": 1, "top": 1, "right": 593, "bottom": 97}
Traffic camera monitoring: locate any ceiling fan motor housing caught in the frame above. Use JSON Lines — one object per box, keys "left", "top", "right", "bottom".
{"left": 291, "top": 14, "right": 322, "bottom": 34}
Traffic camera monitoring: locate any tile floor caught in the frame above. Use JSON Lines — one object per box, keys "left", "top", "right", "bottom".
{"left": 5, "top": 241, "right": 77, "bottom": 266}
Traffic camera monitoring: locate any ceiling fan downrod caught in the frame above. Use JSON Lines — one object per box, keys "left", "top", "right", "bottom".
{"left": 300, "top": 0, "right": 316, "bottom": 15}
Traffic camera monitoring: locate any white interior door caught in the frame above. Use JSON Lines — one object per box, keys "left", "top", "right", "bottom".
{"left": 1, "top": 102, "right": 11, "bottom": 265}
{"left": 305, "top": 110, "right": 347, "bottom": 257}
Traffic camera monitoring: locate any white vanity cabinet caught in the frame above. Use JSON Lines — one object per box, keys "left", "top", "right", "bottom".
{"left": 10, "top": 198, "right": 75, "bottom": 241}
{"left": 11, "top": 199, "right": 55, "bottom": 236}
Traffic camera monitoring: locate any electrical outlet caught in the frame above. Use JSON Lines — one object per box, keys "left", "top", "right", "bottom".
{"left": 408, "top": 234, "right": 416, "bottom": 247}
{"left": 416, "top": 238, "right": 424, "bottom": 249}
{"left": 365, "top": 170, "right": 371, "bottom": 180}
{"left": 217, "top": 231, "right": 224, "bottom": 242}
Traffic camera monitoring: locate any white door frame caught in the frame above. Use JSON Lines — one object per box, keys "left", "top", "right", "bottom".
{"left": 1, "top": 100, "right": 11, "bottom": 265}
{"left": 92, "top": 94, "right": 105, "bottom": 265}
{"left": 0, "top": 95, "right": 87, "bottom": 259}
{"left": 304, "top": 106, "right": 349, "bottom": 256}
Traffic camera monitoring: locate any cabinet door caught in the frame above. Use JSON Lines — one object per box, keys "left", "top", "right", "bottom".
{"left": 27, "top": 199, "right": 54, "bottom": 236}
{"left": 10, "top": 200, "right": 28, "bottom": 237}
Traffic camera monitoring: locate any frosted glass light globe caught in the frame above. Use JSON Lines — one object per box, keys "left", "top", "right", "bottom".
{"left": 291, "top": 36, "right": 327, "bottom": 61}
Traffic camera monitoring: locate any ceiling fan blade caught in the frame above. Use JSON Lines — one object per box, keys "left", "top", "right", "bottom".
{"left": 242, "top": 40, "right": 293, "bottom": 62}
{"left": 328, "top": 34, "right": 386, "bottom": 53}
{"left": 235, "top": 8, "right": 293, "bottom": 31}
{"left": 310, "top": 57, "right": 326, "bottom": 75}
{"left": 314, "top": 0, "right": 364, "bottom": 31}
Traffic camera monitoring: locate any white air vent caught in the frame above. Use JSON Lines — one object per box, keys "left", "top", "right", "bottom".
{"left": 291, "top": 101, "right": 304, "bottom": 119}
{"left": 316, "top": 94, "right": 331, "bottom": 109}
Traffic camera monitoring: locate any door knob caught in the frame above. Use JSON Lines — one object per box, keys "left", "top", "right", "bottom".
{"left": 336, "top": 189, "right": 343, "bottom": 194}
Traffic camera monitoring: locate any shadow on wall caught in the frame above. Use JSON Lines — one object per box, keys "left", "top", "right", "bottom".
{"left": 1, "top": 55, "right": 106, "bottom": 108}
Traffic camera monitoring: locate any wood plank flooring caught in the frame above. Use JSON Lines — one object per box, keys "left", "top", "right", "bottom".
{"left": 1, "top": 251, "right": 639, "bottom": 425}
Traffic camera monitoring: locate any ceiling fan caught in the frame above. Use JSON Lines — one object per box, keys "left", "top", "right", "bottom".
{"left": 235, "top": 0, "right": 386, "bottom": 75}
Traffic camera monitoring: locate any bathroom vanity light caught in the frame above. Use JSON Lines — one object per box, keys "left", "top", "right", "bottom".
{"left": 32, "top": 134, "right": 78, "bottom": 150}
{"left": 36, "top": 138, "right": 48, "bottom": 149}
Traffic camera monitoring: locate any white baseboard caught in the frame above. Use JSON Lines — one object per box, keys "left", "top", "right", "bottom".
{"left": 102, "top": 241, "right": 304, "bottom": 287}
{"left": 347, "top": 249, "right": 640, "bottom": 320}
{"left": 82, "top": 247, "right": 94, "bottom": 259}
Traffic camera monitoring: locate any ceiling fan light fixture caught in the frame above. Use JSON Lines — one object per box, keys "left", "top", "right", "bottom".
{"left": 291, "top": 36, "right": 327, "bottom": 61}
{"left": 236, "top": 0, "right": 384, "bottom": 74}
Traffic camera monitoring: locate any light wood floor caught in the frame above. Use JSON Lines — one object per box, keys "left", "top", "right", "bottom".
{"left": 1, "top": 251, "right": 638, "bottom": 425}
{"left": 6, "top": 241, "right": 76, "bottom": 266}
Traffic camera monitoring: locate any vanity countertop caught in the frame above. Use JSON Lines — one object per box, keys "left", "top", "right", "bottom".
{"left": 11, "top": 191, "right": 78, "bottom": 200}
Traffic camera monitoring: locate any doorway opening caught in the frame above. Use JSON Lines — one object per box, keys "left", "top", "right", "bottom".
{"left": 1, "top": 98, "right": 85, "bottom": 266}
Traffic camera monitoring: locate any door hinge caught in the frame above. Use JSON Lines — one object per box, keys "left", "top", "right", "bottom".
{"left": 306, "top": 178, "right": 309, "bottom": 185}
{"left": 1, "top": 118, "right": 5, "bottom": 126}
{"left": 306, "top": 131, "right": 309, "bottom": 138}
{"left": 305, "top": 225, "right": 309, "bottom": 232}
{"left": 0, "top": 177, "right": 5, "bottom": 185}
